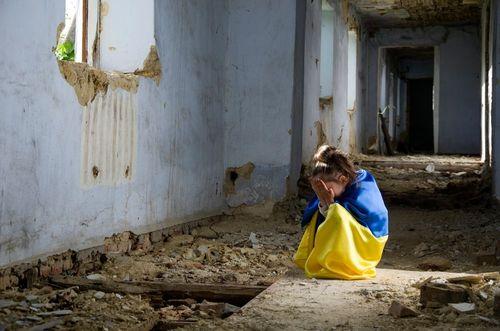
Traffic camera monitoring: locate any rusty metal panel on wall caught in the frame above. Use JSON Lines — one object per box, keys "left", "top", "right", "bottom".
{"left": 81, "top": 90, "right": 137, "bottom": 187}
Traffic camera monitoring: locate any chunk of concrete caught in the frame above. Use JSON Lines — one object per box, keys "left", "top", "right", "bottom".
{"left": 419, "top": 283, "right": 469, "bottom": 307}
{"left": 448, "top": 302, "right": 475, "bottom": 314}
{"left": 191, "top": 226, "right": 218, "bottom": 239}
{"left": 86, "top": 274, "right": 106, "bottom": 281}
{"left": 388, "top": 301, "right": 419, "bottom": 318}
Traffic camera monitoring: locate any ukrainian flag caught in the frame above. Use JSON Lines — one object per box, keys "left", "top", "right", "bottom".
{"left": 294, "top": 170, "right": 389, "bottom": 280}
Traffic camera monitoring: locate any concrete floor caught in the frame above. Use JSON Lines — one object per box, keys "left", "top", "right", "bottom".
{"left": 224, "top": 268, "right": 496, "bottom": 330}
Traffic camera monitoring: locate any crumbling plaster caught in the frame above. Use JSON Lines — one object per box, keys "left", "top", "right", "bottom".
{"left": 1, "top": 0, "right": 229, "bottom": 266}
{"left": 302, "top": 0, "right": 363, "bottom": 164}
{"left": 0, "top": 0, "right": 300, "bottom": 267}
{"left": 350, "top": 0, "right": 481, "bottom": 28}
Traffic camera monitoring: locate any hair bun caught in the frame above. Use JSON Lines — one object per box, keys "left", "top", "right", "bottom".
{"left": 313, "top": 145, "right": 336, "bottom": 163}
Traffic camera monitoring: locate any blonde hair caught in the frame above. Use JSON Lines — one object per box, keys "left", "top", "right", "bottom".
{"left": 312, "top": 145, "right": 357, "bottom": 184}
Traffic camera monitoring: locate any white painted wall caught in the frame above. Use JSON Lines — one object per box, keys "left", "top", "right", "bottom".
{"left": 347, "top": 30, "right": 357, "bottom": 111}
{"left": 0, "top": 0, "right": 300, "bottom": 267}
{"left": 301, "top": 0, "right": 322, "bottom": 163}
{"left": 399, "top": 58, "right": 434, "bottom": 79}
{"left": 320, "top": 8, "right": 334, "bottom": 98}
{"left": 329, "top": 0, "right": 350, "bottom": 152}
{"left": 99, "top": 0, "right": 155, "bottom": 72}
{"left": 437, "top": 27, "right": 481, "bottom": 154}
{"left": 223, "top": 0, "right": 297, "bottom": 206}
{"left": 302, "top": 0, "right": 362, "bottom": 161}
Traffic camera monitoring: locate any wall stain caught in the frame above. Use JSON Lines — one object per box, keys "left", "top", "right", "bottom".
{"left": 314, "top": 121, "right": 328, "bottom": 148}
{"left": 81, "top": 89, "right": 137, "bottom": 187}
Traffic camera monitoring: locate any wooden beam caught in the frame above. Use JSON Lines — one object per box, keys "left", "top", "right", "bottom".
{"left": 48, "top": 276, "right": 267, "bottom": 306}
{"left": 82, "top": 0, "right": 88, "bottom": 63}
{"left": 379, "top": 112, "right": 394, "bottom": 156}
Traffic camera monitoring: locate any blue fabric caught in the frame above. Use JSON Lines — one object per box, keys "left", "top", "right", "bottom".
{"left": 301, "top": 169, "right": 389, "bottom": 238}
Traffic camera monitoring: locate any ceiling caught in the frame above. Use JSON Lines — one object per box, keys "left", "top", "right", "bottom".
{"left": 349, "top": 0, "right": 482, "bottom": 28}
{"left": 386, "top": 46, "right": 435, "bottom": 60}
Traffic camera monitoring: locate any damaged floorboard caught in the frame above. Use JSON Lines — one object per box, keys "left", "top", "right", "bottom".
{"left": 47, "top": 276, "right": 267, "bottom": 306}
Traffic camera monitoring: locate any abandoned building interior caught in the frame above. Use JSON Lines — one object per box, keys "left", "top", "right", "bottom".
{"left": 1, "top": 0, "right": 500, "bottom": 329}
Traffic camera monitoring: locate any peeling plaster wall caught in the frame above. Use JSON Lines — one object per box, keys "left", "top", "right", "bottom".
{"left": 223, "top": 0, "right": 296, "bottom": 207}
{"left": 0, "top": 0, "right": 227, "bottom": 266}
{"left": 301, "top": 0, "right": 322, "bottom": 163}
{"left": 363, "top": 25, "right": 481, "bottom": 155}
{"left": 0, "top": 0, "right": 301, "bottom": 266}
{"left": 329, "top": 0, "right": 350, "bottom": 152}
{"left": 302, "top": 0, "right": 361, "bottom": 163}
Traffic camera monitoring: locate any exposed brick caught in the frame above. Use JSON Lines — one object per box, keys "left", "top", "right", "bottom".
{"left": 104, "top": 231, "right": 137, "bottom": 253}
{"left": 137, "top": 234, "right": 153, "bottom": 252}
{"left": 39, "top": 264, "right": 51, "bottom": 278}
{"left": 20, "top": 267, "right": 38, "bottom": 289}
{"left": 0, "top": 268, "right": 18, "bottom": 290}
{"left": 150, "top": 230, "right": 164, "bottom": 243}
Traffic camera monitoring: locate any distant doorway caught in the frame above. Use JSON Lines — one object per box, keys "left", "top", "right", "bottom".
{"left": 407, "top": 78, "right": 434, "bottom": 153}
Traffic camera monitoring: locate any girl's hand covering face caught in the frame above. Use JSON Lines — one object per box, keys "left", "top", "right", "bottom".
{"left": 311, "top": 177, "right": 335, "bottom": 208}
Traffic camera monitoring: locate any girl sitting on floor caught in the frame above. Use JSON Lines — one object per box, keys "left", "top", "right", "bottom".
{"left": 294, "top": 145, "right": 389, "bottom": 280}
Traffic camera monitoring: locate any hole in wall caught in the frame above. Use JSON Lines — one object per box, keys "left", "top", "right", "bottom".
{"left": 223, "top": 162, "right": 255, "bottom": 196}
{"left": 229, "top": 171, "right": 239, "bottom": 183}
{"left": 92, "top": 165, "right": 100, "bottom": 178}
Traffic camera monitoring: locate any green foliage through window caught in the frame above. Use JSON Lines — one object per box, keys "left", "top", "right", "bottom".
{"left": 55, "top": 41, "right": 75, "bottom": 61}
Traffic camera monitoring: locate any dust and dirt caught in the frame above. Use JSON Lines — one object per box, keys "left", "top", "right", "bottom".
{"left": 0, "top": 199, "right": 304, "bottom": 330}
{"left": 0, "top": 155, "right": 498, "bottom": 330}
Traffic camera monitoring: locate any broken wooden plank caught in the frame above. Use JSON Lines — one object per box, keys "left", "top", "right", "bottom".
{"left": 378, "top": 112, "right": 394, "bottom": 156}
{"left": 48, "top": 276, "right": 267, "bottom": 306}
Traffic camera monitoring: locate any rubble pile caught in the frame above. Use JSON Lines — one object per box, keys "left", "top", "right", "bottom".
{"left": 388, "top": 272, "right": 500, "bottom": 327}
{"left": 0, "top": 199, "right": 304, "bottom": 330}
{"left": 0, "top": 285, "right": 156, "bottom": 330}
{"left": 363, "top": 163, "right": 487, "bottom": 209}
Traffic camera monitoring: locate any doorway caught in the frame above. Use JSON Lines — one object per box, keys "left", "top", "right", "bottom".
{"left": 407, "top": 78, "right": 434, "bottom": 153}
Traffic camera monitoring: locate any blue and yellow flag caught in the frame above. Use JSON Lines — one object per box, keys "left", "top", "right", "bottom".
{"left": 295, "top": 170, "right": 389, "bottom": 280}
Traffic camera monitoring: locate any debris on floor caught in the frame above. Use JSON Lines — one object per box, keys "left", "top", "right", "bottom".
{"left": 1, "top": 158, "right": 499, "bottom": 330}
{"left": 0, "top": 199, "right": 303, "bottom": 330}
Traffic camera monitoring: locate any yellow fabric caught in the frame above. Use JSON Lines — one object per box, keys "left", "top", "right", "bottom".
{"left": 294, "top": 203, "right": 388, "bottom": 280}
